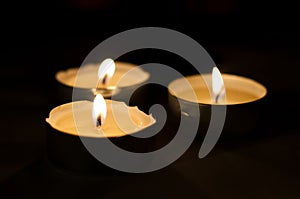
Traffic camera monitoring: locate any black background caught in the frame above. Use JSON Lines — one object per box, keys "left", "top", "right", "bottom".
{"left": 1, "top": 0, "right": 300, "bottom": 198}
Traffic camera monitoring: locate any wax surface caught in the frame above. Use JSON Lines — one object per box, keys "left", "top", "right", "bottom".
{"left": 168, "top": 74, "right": 267, "bottom": 105}
{"left": 56, "top": 62, "right": 149, "bottom": 89}
{"left": 178, "top": 88, "right": 259, "bottom": 104}
{"left": 46, "top": 100, "right": 155, "bottom": 138}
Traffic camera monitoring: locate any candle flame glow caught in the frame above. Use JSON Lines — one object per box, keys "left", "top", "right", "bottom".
{"left": 92, "top": 94, "right": 107, "bottom": 128}
{"left": 98, "top": 58, "right": 116, "bottom": 85}
{"left": 212, "top": 67, "right": 225, "bottom": 103}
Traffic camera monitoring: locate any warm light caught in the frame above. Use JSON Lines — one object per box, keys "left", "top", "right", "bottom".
{"left": 98, "top": 58, "right": 116, "bottom": 85}
{"left": 212, "top": 67, "right": 225, "bottom": 103}
{"left": 92, "top": 94, "right": 107, "bottom": 128}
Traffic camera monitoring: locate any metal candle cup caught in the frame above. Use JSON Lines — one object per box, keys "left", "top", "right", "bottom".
{"left": 45, "top": 100, "right": 155, "bottom": 175}
{"left": 168, "top": 74, "right": 267, "bottom": 137}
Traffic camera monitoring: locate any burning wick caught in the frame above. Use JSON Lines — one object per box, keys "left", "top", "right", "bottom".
{"left": 215, "top": 93, "right": 221, "bottom": 104}
{"left": 101, "top": 74, "right": 108, "bottom": 85}
{"left": 96, "top": 114, "right": 103, "bottom": 128}
{"left": 98, "top": 58, "right": 116, "bottom": 86}
{"left": 92, "top": 94, "right": 107, "bottom": 128}
{"left": 212, "top": 67, "right": 225, "bottom": 104}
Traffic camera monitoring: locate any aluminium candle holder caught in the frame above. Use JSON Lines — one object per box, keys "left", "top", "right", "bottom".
{"left": 168, "top": 74, "right": 268, "bottom": 139}
{"left": 45, "top": 100, "right": 157, "bottom": 175}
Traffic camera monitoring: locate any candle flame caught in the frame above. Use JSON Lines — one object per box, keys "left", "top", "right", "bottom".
{"left": 98, "top": 58, "right": 116, "bottom": 85}
{"left": 92, "top": 94, "right": 107, "bottom": 128}
{"left": 212, "top": 67, "right": 225, "bottom": 103}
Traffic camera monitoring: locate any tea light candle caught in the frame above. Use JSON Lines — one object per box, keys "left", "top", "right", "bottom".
{"left": 168, "top": 67, "right": 267, "bottom": 136}
{"left": 45, "top": 94, "right": 155, "bottom": 174}
{"left": 54, "top": 59, "right": 150, "bottom": 104}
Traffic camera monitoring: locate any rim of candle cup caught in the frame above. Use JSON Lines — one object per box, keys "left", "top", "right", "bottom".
{"left": 46, "top": 100, "right": 156, "bottom": 138}
{"left": 55, "top": 61, "right": 150, "bottom": 89}
{"left": 168, "top": 74, "right": 267, "bottom": 106}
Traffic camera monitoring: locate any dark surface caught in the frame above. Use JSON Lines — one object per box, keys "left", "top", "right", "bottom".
{"left": 1, "top": 0, "right": 300, "bottom": 198}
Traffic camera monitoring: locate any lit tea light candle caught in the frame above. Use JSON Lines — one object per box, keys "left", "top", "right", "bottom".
{"left": 168, "top": 67, "right": 267, "bottom": 136}
{"left": 45, "top": 94, "right": 155, "bottom": 173}
{"left": 54, "top": 59, "right": 150, "bottom": 104}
